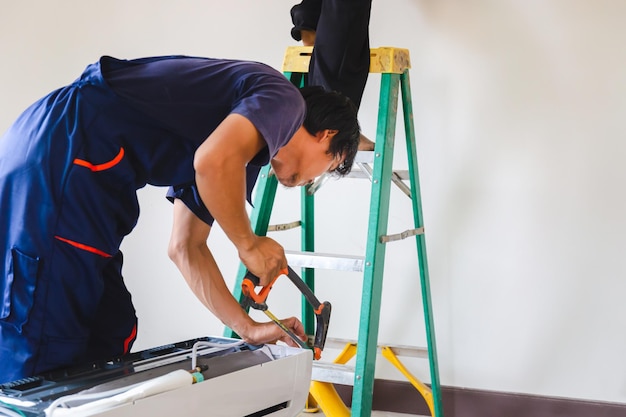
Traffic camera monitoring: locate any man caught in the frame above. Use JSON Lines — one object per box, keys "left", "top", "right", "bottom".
{"left": 0, "top": 55, "right": 360, "bottom": 382}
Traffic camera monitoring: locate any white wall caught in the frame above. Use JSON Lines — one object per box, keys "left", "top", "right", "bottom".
{"left": 2, "top": 0, "right": 625, "bottom": 405}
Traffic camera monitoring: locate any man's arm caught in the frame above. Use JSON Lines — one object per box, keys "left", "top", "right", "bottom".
{"left": 193, "top": 113, "right": 287, "bottom": 286}
{"left": 168, "top": 198, "right": 305, "bottom": 346}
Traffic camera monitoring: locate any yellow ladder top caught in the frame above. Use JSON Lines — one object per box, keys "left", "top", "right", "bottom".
{"left": 282, "top": 46, "right": 411, "bottom": 74}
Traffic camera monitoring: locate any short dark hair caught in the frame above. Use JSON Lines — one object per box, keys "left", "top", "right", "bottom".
{"left": 299, "top": 86, "right": 360, "bottom": 176}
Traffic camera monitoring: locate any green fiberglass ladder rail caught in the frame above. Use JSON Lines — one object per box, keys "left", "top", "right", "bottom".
{"left": 226, "top": 46, "right": 443, "bottom": 417}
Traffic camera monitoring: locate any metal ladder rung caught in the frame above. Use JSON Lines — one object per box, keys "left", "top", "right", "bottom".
{"left": 346, "top": 169, "right": 409, "bottom": 181}
{"left": 307, "top": 151, "right": 411, "bottom": 196}
{"left": 285, "top": 250, "right": 364, "bottom": 272}
{"left": 312, "top": 362, "right": 356, "bottom": 385}
{"left": 308, "top": 167, "right": 410, "bottom": 196}
{"left": 324, "top": 338, "right": 429, "bottom": 359}
{"left": 311, "top": 338, "right": 428, "bottom": 386}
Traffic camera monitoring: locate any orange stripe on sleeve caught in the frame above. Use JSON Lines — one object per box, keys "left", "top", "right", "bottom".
{"left": 54, "top": 236, "right": 112, "bottom": 258}
{"left": 74, "top": 147, "right": 125, "bottom": 171}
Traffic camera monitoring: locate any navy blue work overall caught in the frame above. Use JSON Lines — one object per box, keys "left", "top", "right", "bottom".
{"left": 0, "top": 56, "right": 304, "bottom": 382}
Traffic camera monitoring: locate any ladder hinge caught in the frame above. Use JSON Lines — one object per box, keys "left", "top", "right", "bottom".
{"left": 267, "top": 220, "right": 301, "bottom": 232}
{"left": 380, "top": 227, "right": 424, "bottom": 243}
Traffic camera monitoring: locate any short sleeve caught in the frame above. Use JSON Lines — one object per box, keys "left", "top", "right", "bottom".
{"left": 166, "top": 183, "right": 215, "bottom": 226}
{"left": 166, "top": 164, "right": 264, "bottom": 226}
{"left": 231, "top": 74, "right": 305, "bottom": 160}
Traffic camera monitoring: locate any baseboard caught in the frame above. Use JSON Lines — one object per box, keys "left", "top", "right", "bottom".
{"left": 334, "top": 380, "right": 626, "bottom": 417}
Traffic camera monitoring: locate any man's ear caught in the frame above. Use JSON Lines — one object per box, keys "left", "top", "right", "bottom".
{"left": 316, "top": 129, "right": 338, "bottom": 143}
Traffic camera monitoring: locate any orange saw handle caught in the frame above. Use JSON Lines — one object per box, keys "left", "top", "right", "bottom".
{"left": 241, "top": 268, "right": 288, "bottom": 305}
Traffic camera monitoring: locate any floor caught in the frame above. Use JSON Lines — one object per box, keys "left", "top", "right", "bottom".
{"left": 298, "top": 411, "right": 425, "bottom": 416}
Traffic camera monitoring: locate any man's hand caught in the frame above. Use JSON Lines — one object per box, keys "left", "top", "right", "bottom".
{"left": 240, "top": 317, "right": 307, "bottom": 348}
{"left": 238, "top": 236, "right": 287, "bottom": 286}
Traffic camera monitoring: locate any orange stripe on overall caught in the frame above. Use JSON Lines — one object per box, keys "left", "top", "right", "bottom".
{"left": 73, "top": 147, "right": 125, "bottom": 171}
{"left": 123, "top": 324, "right": 137, "bottom": 354}
{"left": 54, "top": 236, "right": 112, "bottom": 258}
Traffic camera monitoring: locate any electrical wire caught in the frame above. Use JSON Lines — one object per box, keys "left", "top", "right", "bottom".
{"left": 0, "top": 400, "right": 26, "bottom": 417}
{"left": 45, "top": 384, "right": 142, "bottom": 417}
{"left": 0, "top": 409, "right": 23, "bottom": 417}
{"left": 190, "top": 339, "right": 244, "bottom": 370}
{"left": 45, "top": 369, "right": 193, "bottom": 417}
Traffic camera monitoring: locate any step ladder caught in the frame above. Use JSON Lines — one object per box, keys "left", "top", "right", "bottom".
{"left": 225, "top": 46, "right": 443, "bottom": 417}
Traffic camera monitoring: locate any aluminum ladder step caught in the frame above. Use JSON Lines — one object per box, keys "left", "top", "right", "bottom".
{"left": 285, "top": 250, "right": 365, "bottom": 272}
{"left": 312, "top": 362, "right": 356, "bottom": 386}
{"left": 312, "top": 338, "right": 428, "bottom": 385}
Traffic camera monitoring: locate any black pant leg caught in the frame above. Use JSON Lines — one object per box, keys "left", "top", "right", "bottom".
{"left": 290, "top": 0, "right": 322, "bottom": 41}
{"left": 309, "top": 0, "right": 372, "bottom": 109}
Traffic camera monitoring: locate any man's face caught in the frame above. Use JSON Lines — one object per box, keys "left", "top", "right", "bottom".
{"left": 272, "top": 153, "right": 341, "bottom": 187}
{"left": 270, "top": 128, "right": 342, "bottom": 187}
